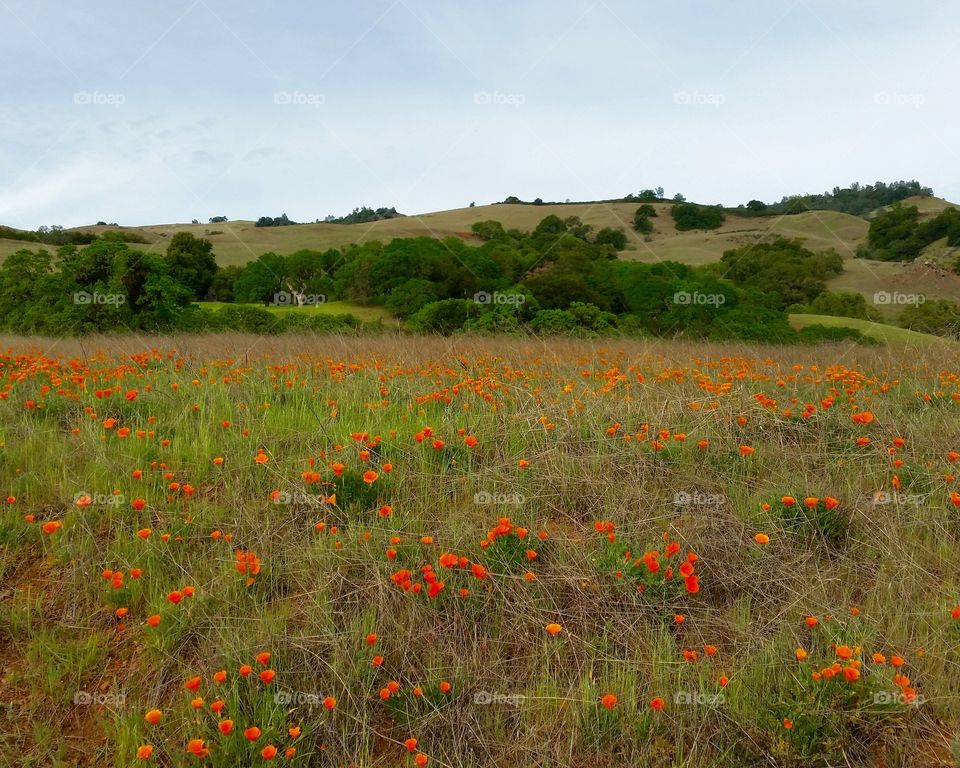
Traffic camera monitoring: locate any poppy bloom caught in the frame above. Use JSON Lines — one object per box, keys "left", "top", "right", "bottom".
{"left": 600, "top": 694, "right": 617, "bottom": 709}
{"left": 136, "top": 745, "right": 153, "bottom": 759}
{"left": 244, "top": 726, "right": 261, "bottom": 741}
{"left": 372, "top": 655, "right": 384, "bottom": 667}
{"left": 259, "top": 669, "right": 276, "bottom": 684}
{"left": 783, "top": 718, "right": 793, "bottom": 729}
{"left": 186, "top": 739, "right": 208, "bottom": 758}
{"left": 289, "top": 726, "right": 301, "bottom": 738}
{"left": 415, "top": 754, "right": 429, "bottom": 767}
{"left": 795, "top": 648, "right": 808, "bottom": 661}
{"left": 365, "top": 633, "right": 378, "bottom": 645}
{"left": 261, "top": 745, "right": 278, "bottom": 760}
{"left": 41, "top": 520, "right": 62, "bottom": 535}
{"left": 439, "top": 681, "right": 451, "bottom": 693}
{"left": 545, "top": 623, "right": 562, "bottom": 637}
{"left": 739, "top": 445, "right": 755, "bottom": 457}
{"left": 184, "top": 676, "right": 201, "bottom": 692}
{"left": 144, "top": 709, "right": 162, "bottom": 725}
{"left": 650, "top": 697, "right": 665, "bottom": 711}
{"left": 146, "top": 614, "right": 161, "bottom": 628}
{"left": 952, "top": 606, "right": 960, "bottom": 620}
{"left": 718, "top": 675, "right": 729, "bottom": 687}
{"left": 754, "top": 533, "right": 769, "bottom": 545}
{"left": 213, "top": 670, "right": 227, "bottom": 684}
{"left": 239, "top": 664, "right": 252, "bottom": 677}
{"left": 323, "top": 696, "right": 337, "bottom": 710}
{"left": 219, "top": 719, "right": 233, "bottom": 735}
{"left": 804, "top": 616, "right": 818, "bottom": 628}
{"left": 362, "top": 470, "right": 379, "bottom": 485}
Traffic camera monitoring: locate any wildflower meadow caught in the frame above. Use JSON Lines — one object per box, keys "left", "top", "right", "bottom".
{"left": 2, "top": 333, "right": 960, "bottom": 767}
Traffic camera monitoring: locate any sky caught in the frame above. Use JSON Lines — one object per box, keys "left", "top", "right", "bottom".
{"left": 2, "top": 0, "right": 958, "bottom": 229}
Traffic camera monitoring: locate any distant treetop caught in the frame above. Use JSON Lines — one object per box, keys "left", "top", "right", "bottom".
{"left": 321, "top": 206, "right": 402, "bottom": 224}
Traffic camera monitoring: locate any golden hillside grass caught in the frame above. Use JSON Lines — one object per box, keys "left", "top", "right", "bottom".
{"left": 2, "top": 333, "right": 960, "bottom": 767}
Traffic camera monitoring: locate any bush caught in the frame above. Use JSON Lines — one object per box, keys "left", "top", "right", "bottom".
{"left": 798, "top": 324, "right": 879, "bottom": 345}
{"left": 407, "top": 299, "right": 475, "bottom": 335}
{"left": 594, "top": 227, "right": 627, "bottom": 250}
{"left": 671, "top": 203, "right": 725, "bottom": 231}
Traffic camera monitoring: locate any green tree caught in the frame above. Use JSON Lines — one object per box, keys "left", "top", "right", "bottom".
{"left": 165, "top": 232, "right": 218, "bottom": 300}
{"left": 594, "top": 227, "right": 627, "bottom": 250}
{"left": 233, "top": 253, "right": 287, "bottom": 304}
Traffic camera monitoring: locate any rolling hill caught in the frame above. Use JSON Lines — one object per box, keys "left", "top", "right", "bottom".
{"left": 1, "top": 196, "right": 958, "bottom": 320}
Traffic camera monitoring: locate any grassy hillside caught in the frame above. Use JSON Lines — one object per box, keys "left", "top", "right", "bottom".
{"left": 788, "top": 313, "right": 952, "bottom": 347}
{"left": 1, "top": 197, "right": 957, "bottom": 320}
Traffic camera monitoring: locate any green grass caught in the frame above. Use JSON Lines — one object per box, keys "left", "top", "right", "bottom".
{"left": 788, "top": 313, "right": 952, "bottom": 347}
{"left": 194, "top": 300, "right": 395, "bottom": 323}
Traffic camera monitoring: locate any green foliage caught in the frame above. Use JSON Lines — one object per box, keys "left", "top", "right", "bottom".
{"left": 719, "top": 238, "right": 844, "bottom": 306}
{"left": 594, "top": 227, "right": 627, "bottom": 250}
{"left": 407, "top": 299, "right": 475, "bottom": 335}
{"left": 164, "top": 232, "right": 217, "bottom": 300}
{"left": 471, "top": 220, "right": 508, "bottom": 242}
{"left": 740, "top": 180, "right": 933, "bottom": 216}
{"left": 898, "top": 299, "right": 960, "bottom": 338}
{"left": 255, "top": 213, "right": 297, "bottom": 227}
{"left": 862, "top": 204, "right": 960, "bottom": 261}
{"left": 670, "top": 203, "right": 725, "bottom": 231}
{"left": 796, "top": 291, "right": 879, "bottom": 321}
{"left": 232, "top": 252, "right": 286, "bottom": 304}
{"left": 797, "top": 324, "right": 879, "bottom": 346}
{"left": 322, "top": 206, "right": 400, "bottom": 224}
{"left": 633, "top": 208, "right": 654, "bottom": 235}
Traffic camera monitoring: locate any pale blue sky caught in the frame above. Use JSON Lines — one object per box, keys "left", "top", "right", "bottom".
{"left": 1, "top": 0, "right": 957, "bottom": 228}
